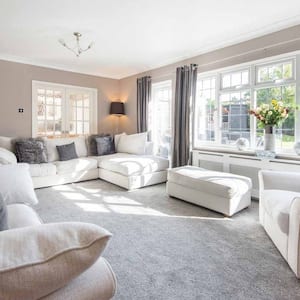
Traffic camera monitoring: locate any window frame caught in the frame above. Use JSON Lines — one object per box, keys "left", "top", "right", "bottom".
{"left": 193, "top": 54, "right": 299, "bottom": 155}
{"left": 32, "top": 81, "right": 98, "bottom": 138}
{"left": 149, "top": 79, "right": 173, "bottom": 158}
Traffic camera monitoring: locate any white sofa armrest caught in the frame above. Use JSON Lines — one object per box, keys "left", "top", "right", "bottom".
{"left": 259, "top": 170, "right": 300, "bottom": 193}
{"left": 288, "top": 197, "right": 300, "bottom": 278}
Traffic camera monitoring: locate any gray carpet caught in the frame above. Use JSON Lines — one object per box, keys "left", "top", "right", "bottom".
{"left": 35, "top": 180, "right": 300, "bottom": 300}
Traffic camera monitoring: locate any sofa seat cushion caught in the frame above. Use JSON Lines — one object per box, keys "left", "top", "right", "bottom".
{"left": 54, "top": 157, "right": 98, "bottom": 175}
{"left": 7, "top": 204, "right": 42, "bottom": 229}
{"left": 262, "top": 189, "right": 300, "bottom": 234}
{"left": 95, "top": 153, "right": 169, "bottom": 176}
{"left": 29, "top": 163, "right": 57, "bottom": 177}
{"left": 168, "top": 166, "right": 252, "bottom": 199}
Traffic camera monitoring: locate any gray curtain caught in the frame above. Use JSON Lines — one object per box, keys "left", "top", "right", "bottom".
{"left": 171, "top": 64, "right": 198, "bottom": 167}
{"left": 137, "top": 76, "right": 152, "bottom": 133}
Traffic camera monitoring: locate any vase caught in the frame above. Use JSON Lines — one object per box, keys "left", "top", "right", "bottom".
{"left": 264, "top": 125, "right": 276, "bottom": 151}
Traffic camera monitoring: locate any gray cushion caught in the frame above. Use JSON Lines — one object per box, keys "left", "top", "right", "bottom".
{"left": 96, "top": 136, "right": 116, "bottom": 156}
{"left": 0, "top": 195, "right": 8, "bottom": 231}
{"left": 88, "top": 134, "right": 110, "bottom": 156}
{"left": 14, "top": 138, "right": 48, "bottom": 164}
{"left": 56, "top": 142, "right": 78, "bottom": 161}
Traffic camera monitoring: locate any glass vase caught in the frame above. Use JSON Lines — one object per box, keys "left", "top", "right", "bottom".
{"left": 264, "top": 125, "right": 276, "bottom": 151}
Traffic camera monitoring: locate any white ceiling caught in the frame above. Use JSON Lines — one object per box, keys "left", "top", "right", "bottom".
{"left": 1, "top": 0, "right": 300, "bottom": 79}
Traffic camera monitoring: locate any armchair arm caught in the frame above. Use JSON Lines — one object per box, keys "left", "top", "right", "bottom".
{"left": 259, "top": 170, "right": 300, "bottom": 193}
{"left": 288, "top": 196, "right": 300, "bottom": 278}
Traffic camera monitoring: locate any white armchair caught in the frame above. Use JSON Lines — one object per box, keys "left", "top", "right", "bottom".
{"left": 259, "top": 170, "right": 300, "bottom": 278}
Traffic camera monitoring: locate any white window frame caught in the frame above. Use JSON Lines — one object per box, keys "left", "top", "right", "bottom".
{"left": 32, "top": 81, "right": 97, "bottom": 137}
{"left": 193, "top": 53, "right": 299, "bottom": 155}
{"left": 149, "top": 79, "right": 172, "bottom": 157}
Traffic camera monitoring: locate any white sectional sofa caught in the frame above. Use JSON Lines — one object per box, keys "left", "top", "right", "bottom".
{"left": 0, "top": 135, "right": 169, "bottom": 190}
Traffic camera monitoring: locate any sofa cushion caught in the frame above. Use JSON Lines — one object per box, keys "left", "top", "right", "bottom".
{"left": 262, "top": 189, "right": 300, "bottom": 234}
{"left": 54, "top": 157, "right": 98, "bottom": 175}
{"left": 0, "top": 147, "right": 17, "bottom": 165}
{"left": 56, "top": 142, "right": 78, "bottom": 161}
{"left": 15, "top": 138, "right": 48, "bottom": 163}
{"left": 168, "top": 166, "right": 252, "bottom": 199}
{"left": 96, "top": 153, "right": 169, "bottom": 176}
{"left": 0, "top": 222, "right": 112, "bottom": 300}
{"left": 46, "top": 136, "right": 87, "bottom": 162}
{"left": 0, "top": 164, "right": 38, "bottom": 205}
{"left": 117, "top": 132, "right": 147, "bottom": 155}
{"left": 29, "top": 163, "right": 57, "bottom": 177}
{"left": 7, "top": 203, "right": 42, "bottom": 229}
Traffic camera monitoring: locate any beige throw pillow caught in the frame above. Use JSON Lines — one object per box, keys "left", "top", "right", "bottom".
{"left": 0, "top": 222, "right": 112, "bottom": 300}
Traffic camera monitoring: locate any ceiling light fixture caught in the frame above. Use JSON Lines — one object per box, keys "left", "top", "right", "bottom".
{"left": 59, "top": 32, "right": 94, "bottom": 57}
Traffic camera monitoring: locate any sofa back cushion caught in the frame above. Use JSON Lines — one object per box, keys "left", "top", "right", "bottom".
{"left": 117, "top": 132, "right": 147, "bottom": 155}
{"left": 0, "top": 147, "right": 17, "bottom": 165}
{"left": 0, "top": 222, "right": 112, "bottom": 300}
{"left": 0, "top": 136, "right": 14, "bottom": 152}
{"left": 46, "top": 136, "right": 87, "bottom": 162}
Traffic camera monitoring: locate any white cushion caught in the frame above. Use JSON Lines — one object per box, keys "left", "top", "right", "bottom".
{"left": 96, "top": 153, "right": 169, "bottom": 176}
{"left": 0, "top": 164, "right": 38, "bottom": 205}
{"left": 168, "top": 166, "right": 252, "bottom": 199}
{"left": 117, "top": 132, "right": 147, "bottom": 155}
{"left": 7, "top": 203, "right": 42, "bottom": 229}
{"left": 0, "top": 147, "right": 17, "bottom": 165}
{"left": 0, "top": 222, "right": 112, "bottom": 300}
{"left": 46, "top": 136, "right": 88, "bottom": 162}
{"left": 29, "top": 163, "right": 57, "bottom": 177}
{"left": 114, "top": 132, "right": 126, "bottom": 149}
{"left": 262, "top": 189, "right": 300, "bottom": 234}
{"left": 54, "top": 157, "right": 98, "bottom": 175}
{"left": 0, "top": 136, "right": 13, "bottom": 151}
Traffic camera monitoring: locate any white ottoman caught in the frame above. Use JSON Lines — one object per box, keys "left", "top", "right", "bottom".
{"left": 166, "top": 166, "right": 252, "bottom": 216}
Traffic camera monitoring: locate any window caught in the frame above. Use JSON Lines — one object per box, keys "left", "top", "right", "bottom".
{"left": 32, "top": 81, "right": 97, "bottom": 137}
{"left": 194, "top": 77, "right": 216, "bottom": 146}
{"left": 193, "top": 56, "right": 298, "bottom": 154}
{"left": 149, "top": 80, "right": 172, "bottom": 158}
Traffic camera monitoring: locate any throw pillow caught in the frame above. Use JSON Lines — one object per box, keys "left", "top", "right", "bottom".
{"left": 95, "top": 136, "right": 116, "bottom": 156}
{"left": 14, "top": 138, "right": 48, "bottom": 164}
{"left": 56, "top": 142, "right": 78, "bottom": 161}
{"left": 117, "top": 132, "right": 147, "bottom": 155}
{"left": 87, "top": 134, "right": 110, "bottom": 156}
{"left": 0, "top": 164, "right": 38, "bottom": 205}
{"left": 0, "top": 195, "right": 8, "bottom": 231}
{"left": 0, "top": 222, "right": 112, "bottom": 300}
{"left": 0, "top": 147, "right": 17, "bottom": 165}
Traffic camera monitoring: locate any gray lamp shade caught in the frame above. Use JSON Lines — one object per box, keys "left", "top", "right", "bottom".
{"left": 110, "top": 102, "right": 125, "bottom": 115}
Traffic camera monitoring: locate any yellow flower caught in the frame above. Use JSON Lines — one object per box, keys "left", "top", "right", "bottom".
{"left": 271, "top": 99, "right": 277, "bottom": 106}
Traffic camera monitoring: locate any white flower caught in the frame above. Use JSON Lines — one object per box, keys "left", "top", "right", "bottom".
{"left": 278, "top": 101, "right": 283, "bottom": 106}
{"left": 268, "top": 111, "right": 273, "bottom": 115}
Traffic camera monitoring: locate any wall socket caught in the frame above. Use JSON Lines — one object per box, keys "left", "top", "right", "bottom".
{"left": 18, "top": 108, "right": 24, "bottom": 113}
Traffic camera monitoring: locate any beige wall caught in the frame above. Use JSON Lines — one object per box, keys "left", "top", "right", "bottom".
{"left": 119, "top": 24, "right": 300, "bottom": 134}
{"left": 2, "top": 25, "right": 300, "bottom": 137}
{"left": 0, "top": 60, "right": 119, "bottom": 137}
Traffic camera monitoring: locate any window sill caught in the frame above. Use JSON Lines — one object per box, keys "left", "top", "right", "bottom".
{"left": 192, "top": 146, "right": 300, "bottom": 162}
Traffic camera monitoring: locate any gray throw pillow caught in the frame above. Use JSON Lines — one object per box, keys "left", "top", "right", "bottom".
{"left": 88, "top": 134, "right": 110, "bottom": 156}
{"left": 56, "top": 142, "right": 78, "bottom": 161}
{"left": 0, "top": 195, "right": 8, "bottom": 231}
{"left": 95, "top": 136, "right": 115, "bottom": 156}
{"left": 15, "top": 138, "right": 48, "bottom": 164}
